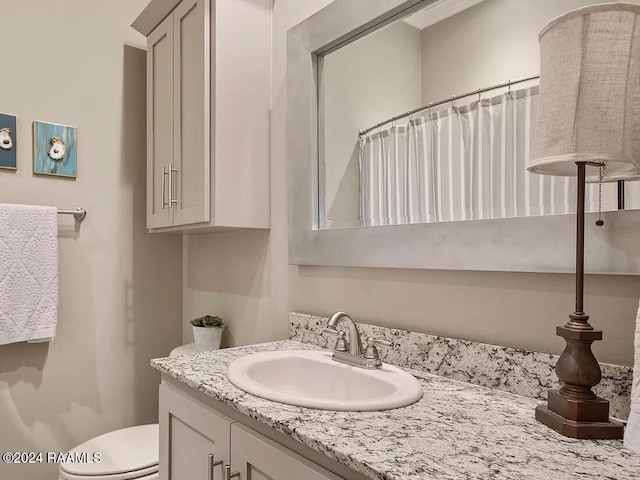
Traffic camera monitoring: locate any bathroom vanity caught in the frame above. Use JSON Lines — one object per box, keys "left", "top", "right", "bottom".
{"left": 158, "top": 380, "right": 346, "bottom": 480}
{"left": 152, "top": 338, "right": 640, "bottom": 480}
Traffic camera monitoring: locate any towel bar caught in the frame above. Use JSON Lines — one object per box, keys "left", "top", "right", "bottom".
{"left": 57, "top": 208, "right": 87, "bottom": 222}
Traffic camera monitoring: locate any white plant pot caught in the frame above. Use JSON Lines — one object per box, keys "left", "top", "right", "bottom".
{"left": 192, "top": 326, "right": 224, "bottom": 351}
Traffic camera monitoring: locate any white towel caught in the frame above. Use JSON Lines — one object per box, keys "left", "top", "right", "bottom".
{"left": 0, "top": 204, "right": 58, "bottom": 344}
{"left": 625, "top": 299, "right": 640, "bottom": 454}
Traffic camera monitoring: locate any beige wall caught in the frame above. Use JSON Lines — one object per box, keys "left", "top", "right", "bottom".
{"left": 290, "top": 267, "right": 640, "bottom": 367}
{"left": 183, "top": 232, "right": 280, "bottom": 347}
{"left": 0, "top": 2, "right": 182, "bottom": 479}
{"left": 419, "top": 0, "right": 640, "bottom": 211}
{"left": 3, "top": 2, "right": 636, "bottom": 479}
{"left": 181, "top": 0, "right": 346, "bottom": 349}
{"left": 321, "top": 21, "right": 422, "bottom": 228}
{"left": 421, "top": 0, "right": 551, "bottom": 103}
{"left": 181, "top": 0, "right": 337, "bottom": 349}
{"left": 420, "top": 0, "right": 640, "bottom": 102}
{"left": 186, "top": 0, "right": 640, "bottom": 376}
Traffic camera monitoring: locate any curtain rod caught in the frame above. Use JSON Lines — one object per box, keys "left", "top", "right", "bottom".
{"left": 358, "top": 75, "right": 540, "bottom": 137}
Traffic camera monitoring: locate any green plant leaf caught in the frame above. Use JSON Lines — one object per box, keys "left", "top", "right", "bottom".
{"left": 190, "top": 315, "right": 223, "bottom": 327}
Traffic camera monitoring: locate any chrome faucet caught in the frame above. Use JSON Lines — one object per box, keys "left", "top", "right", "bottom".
{"left": 325, "top": 312, "right": 363, "bottom": 356}
{"left": 323, "top": 312, "right": 391, "bottom": 369}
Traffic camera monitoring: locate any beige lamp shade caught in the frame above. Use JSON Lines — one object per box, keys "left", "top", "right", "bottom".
{"left": 530, "top": 3, "right": 640, "bottom": 178}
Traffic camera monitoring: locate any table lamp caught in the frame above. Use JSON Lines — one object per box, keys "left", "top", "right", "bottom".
{"left": 529, "top": 3, "right": 640, "bottom": 439}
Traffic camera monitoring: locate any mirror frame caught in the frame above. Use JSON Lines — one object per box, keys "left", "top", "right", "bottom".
{"left": 287, "top": 0, "right": 640, "bottom": 274}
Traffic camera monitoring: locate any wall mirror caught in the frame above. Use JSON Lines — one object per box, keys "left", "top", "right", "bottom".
{"left": 288, "top": 0, "right": 640, "bottom": 273}
{"left": 318, "top": 0, "right": 640, "bottom": 230}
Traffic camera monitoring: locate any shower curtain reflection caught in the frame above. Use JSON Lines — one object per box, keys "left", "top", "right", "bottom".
{"left": 358, "top": 86, "right": 597, "bottom": 227}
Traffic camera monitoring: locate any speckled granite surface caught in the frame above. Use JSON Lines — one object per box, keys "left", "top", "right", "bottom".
{"left": 152, "top": 340, "right": 640, "bottom": 480}
{"left": 289, "top": 313, "right": 633, "bottom": 421}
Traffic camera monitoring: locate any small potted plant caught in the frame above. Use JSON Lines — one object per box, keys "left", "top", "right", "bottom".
{"left": 190, "top": 315, "right": 224, "bottom": 351}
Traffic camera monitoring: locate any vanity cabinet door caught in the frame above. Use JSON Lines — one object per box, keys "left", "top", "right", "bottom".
{"left": 146, "top": 13, "right": 174, "bottom": 229}
{"left": 230, "top": 423, "right": 343, "bottom": 480}
{"left": 172, "top": 0, "right": 210, "bottom": 227}
{"left": 159, "top": 384, "right": 232, "bottom": 480}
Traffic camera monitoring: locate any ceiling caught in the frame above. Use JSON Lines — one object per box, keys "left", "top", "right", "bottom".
{"left": 402, "top": 0, "right": 487, "bottom": 30}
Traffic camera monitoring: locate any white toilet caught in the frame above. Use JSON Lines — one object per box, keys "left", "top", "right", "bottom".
{"left": 58, "top": 343, "right": 199, "bottom": 480}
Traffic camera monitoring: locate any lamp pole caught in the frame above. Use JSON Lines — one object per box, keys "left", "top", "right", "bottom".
{"left": 618, "top": 180, "right": 626, "bottom": 210}
{"left": 575, "top": 162, "right": 586, "bottom": 316}
{"left": 535, "top": 161, "right": 624, "bottom": 438}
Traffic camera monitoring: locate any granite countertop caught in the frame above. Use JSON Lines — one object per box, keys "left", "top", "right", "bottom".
{"left": 151, "top": 341, "right": 640, "bottom": 480}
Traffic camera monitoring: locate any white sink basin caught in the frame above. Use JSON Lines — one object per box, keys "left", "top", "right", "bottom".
{"left": 226, "top": 350, "right": 423, "bottom": 411}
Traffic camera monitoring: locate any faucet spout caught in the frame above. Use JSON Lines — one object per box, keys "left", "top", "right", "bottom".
{"left": 327, "top": 312, "right": 362, "bottom": 356}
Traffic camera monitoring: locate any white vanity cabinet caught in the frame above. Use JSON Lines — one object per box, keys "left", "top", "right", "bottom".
{"left": 159, "top": 383, "right": 231, "bottom": 480}
{"left": 133, "top": 0, "right": 270, "bottom": 233}
{"left": 230, "top": 424, "right": 343, "bottom": 480}
{"left": 159, "top": 383, "right": 344, "bottom": 480}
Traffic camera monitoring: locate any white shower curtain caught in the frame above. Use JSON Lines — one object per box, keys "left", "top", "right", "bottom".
{"left": 359, "top": 86, "right": 597, "bottom": 227}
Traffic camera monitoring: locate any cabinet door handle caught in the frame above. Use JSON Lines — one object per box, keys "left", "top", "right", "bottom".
{"left": 208, "top": 454, "right": 223, "bottom": 480}
{"left": 161, "top": 166, "right": 170, "bottom": 209}
{"left": 225, "top": 465, "right": 241, "bottom": 480}
{"left": 169, "top": 164, "right": 178, "bottom": 206}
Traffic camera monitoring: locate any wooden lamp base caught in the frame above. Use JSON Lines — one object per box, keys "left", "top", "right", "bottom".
{"left": 536, "top": 395, "right": 624, "bottom": 439}
{"left": 535, "top": 318, "right": 624, "bottom": 439}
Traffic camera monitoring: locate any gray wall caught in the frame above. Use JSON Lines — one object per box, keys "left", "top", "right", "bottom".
{"left": 0, "top": 2, "right": 183, "bottom": 479}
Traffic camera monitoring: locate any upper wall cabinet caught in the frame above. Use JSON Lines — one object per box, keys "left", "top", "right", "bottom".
{"left": 133, "top": 0, "right": 271, "bottom": 233}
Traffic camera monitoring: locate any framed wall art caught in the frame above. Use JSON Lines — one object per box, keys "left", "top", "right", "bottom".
{"left": 33, "top": 120, "right": 77, "bottom": 178}
{"left": 0, "top": 113, "right": 17, "bottom": 170}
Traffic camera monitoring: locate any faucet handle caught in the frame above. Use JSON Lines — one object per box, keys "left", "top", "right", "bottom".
{"left": 334, "top": 331, "right": 348, "bottom": 352}
{"left": 363, "top": 337, "right": 391, "bottom": 360}
{"left": 323, "top": 327, "right": 349, "bottom": 352}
